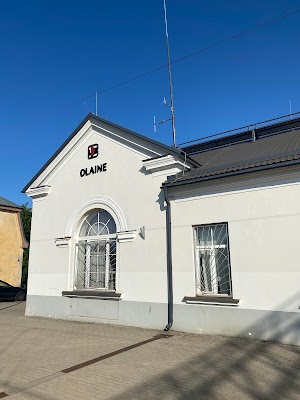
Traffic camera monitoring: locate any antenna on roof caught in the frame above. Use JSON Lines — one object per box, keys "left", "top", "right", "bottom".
{"left": 289, "top": 100, "right": 292, "bottom": 120}
{"left": 153, "top": 0, "right": 177, "bottom": 147}
{"left": 96, "top": 92, "right": 98, "bottom": 116}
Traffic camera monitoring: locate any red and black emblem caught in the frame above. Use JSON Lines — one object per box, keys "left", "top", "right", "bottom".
{"left": 88, "top": 144, "right": 99, "bottom": 159}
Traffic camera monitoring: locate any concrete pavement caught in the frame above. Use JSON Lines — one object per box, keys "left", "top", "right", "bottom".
{"left": 0, "top": 302, "right": 300, "bottom": 400}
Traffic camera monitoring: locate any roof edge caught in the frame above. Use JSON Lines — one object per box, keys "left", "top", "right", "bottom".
{"left": 183, "top": 117, "right": 300, "bottom": 155}
{"left": 0, "top": 195, "right": 21, "bottom": 209}
{"left": 0, "top": 204, "right": 22, "bottom": 212}
{"left": 162, "top": 157, "right": 300, "bottom": 189}
{"left": 22, "top": 114, "right": 92, "bottom": 193}
{"left": 22, "top": 113, "right": 179, "bottom": 193}
{"left": 89, "top": 114, "right": 181, "bottom": 156}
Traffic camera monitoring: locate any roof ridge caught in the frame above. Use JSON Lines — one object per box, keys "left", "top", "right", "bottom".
{"left": 182, "top": 117, "right": 300, "bottom": 155}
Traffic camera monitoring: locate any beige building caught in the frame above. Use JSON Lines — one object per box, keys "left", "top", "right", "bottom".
{"left": 0, "top": 197, "right": 28, "bottom": 286}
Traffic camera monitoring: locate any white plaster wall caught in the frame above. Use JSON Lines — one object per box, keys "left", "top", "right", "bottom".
{"left": 26, "top": 139, "right": 300, "bottom": 344}
{"left": 170, "top": 171, "right": 300, "bottom": 314}
{"left": 27, "top": 125, "right": 169, "bottom": 304}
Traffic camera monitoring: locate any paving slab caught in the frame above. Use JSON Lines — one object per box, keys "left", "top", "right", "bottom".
{"left": 0, "top": 302, "right": 300, "bottom": 400}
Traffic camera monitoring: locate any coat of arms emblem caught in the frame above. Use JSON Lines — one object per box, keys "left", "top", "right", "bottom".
{"left": 88, "top": 144, "right": 99, "bottom": 159}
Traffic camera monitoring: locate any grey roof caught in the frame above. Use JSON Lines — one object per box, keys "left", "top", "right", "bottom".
{"left": 0, "top": 196, "right": 20, "bottom": 208}
{"left": 23, "top": 113, "right": 183, "bottom": 193}
{"left": 164, "top": 117, "right": 300, "bottom": 187}
{"left": 187, "top": 128, "right": 300, "bottom": 167}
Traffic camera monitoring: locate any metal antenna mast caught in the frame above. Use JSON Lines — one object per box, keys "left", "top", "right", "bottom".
{"left": 96, "top": 92, "right": 98, "bottom": 116}
{"left": 163, "top": 0, "right": 177, "bottom": 147}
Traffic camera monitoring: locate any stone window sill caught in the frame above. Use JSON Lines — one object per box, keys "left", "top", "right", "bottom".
{"left": 62, "top": 290, "right": 122, "bottom": 300}
{"left": 183, "top": 295, "right": 239, "bottom": 306}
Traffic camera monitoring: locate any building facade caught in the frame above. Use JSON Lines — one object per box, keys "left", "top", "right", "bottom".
{"left": 0, "top": 197, "right": 28, "bottom": 286}
{"left": 23, "top": 114, "right": 300, "bottom": 345}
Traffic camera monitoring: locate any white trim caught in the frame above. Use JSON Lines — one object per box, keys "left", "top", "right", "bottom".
{"left": 55, "top": 238, "right": 70, "bottom": 247}
{"left": 117, "top": 230, "right": 136, "bottom": 243}
{"left": 65, "top": 196, "right": 128, "bottom": 237}
{"left": 25, "top": 118, "right": 170, "bottom": 192}
{"left": 174, "top": 180, "right": 300, "bottom": 203}
{"left": 151, "top": 167, "right": 183, "bottom": 177}
{"left": 92, "top": 125, "right": 163, "bottom": 158}
{"left": 185, "top": 300, "right": 239, "bottom": 307}
{"left": 27, "top": 122, "right": 93, "bottom": 189}
{"left": 42, "top": 128, "right": 94, "bottom": 186}
{"left": 173, "top": 168, "right": 300, "bottom": 203}
{"left": 143, "top": 155, "right": 191, "bottom": 174}
{"left": 26, "top": 186, "right": 51, "bottom": 199}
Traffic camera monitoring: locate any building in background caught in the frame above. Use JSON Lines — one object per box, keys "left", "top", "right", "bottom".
{"left": 0, "top": 197, "right": 28, "bottom": 286}
{"left": 23, "top": 113, "right": 300, "bottom": 346}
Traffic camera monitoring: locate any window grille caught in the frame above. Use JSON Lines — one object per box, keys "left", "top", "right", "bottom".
{"left": 194, "top": 223, "right": 232, "bottom": 296}
{"left": 75, "top": 209, "right": 117, "bottom": 291}
{"left": 75, "top": 239, "right": 117, "bottom": 290}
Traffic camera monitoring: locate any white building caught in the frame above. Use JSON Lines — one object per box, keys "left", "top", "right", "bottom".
{"left": 23, "top": 113, "right": 300, "bottom": 345}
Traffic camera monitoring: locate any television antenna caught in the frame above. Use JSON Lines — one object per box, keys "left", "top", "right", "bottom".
{"left": 154, "top": 0, "right": 177, "bottom": 147}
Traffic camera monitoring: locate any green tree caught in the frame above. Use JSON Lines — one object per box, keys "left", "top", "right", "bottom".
{"left": 20, "top": 203, "right": 32, "bottom": 287}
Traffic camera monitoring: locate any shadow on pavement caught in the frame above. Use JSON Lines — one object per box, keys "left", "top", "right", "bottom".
{"left": 109, "top": 292, "right": 300, "bottom": 400}
{"left": 0, "top": 294, "right": 300, "bottom": 399}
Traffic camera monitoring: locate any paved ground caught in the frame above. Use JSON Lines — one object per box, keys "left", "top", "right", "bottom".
{"left": 0, "top": 302, "right": 300, "bottom": 400}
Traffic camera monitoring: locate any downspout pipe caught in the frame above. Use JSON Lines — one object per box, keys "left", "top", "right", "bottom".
{"left": 163, "top": 187, "right": 173, "bottom": 331}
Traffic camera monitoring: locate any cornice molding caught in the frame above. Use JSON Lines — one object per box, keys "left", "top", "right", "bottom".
{"left": 25, "top": 117, "right": 174, "bottom": 192}
{"left": 171, "top": 165, "right": 300, "bottom": 203}
{"left": 55, "top": 237, "right": 71, "bottom": 248}
{"left": 26, "top": 186, "right": 51, "bottom": 199}
{"left": 143, "top": 155, "right": 191, "bottom": 174}
{"left": 117, "top": 230, "right": 136, "bottom": 243}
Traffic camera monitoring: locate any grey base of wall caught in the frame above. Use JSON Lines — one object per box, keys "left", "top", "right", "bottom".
{"left": 25, "top": 295, "right": 167, "bottom": 330}
{"left": 25, "top": 295, "right": 300, "bottom": 346}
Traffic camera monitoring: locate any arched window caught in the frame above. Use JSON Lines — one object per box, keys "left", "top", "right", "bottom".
{"left": 75, "top": 209, "right": 117, "bottom": 291}
{"left": 79, "top": 210, "right": 116, "bottom": 237}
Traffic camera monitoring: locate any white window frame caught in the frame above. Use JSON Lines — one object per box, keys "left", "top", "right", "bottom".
{"left": 74, "top": 209, "right": 117, "bottom": 291}
{"left": 194, "top": 223, "right": 232, "bottom": 297}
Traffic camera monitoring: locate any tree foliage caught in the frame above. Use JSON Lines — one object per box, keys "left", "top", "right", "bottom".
{"left": 20, "top": 203, "right": 32, "bottom": 286}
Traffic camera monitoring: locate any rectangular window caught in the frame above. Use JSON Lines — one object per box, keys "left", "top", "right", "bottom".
{"left": 194, "top": 223, "right": 232, "bottom": 297}
{"left": 74, "top": 239, "right": 116, "bottom": 291}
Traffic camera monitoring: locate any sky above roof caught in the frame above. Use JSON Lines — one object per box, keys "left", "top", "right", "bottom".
{"left": 1, "top": 0, "right": 299, "bottom": 205}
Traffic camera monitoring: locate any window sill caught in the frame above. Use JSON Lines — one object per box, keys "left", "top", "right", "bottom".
{"left": 62, "top": 290, "right": 122, "bottom": 300}
{"left": 183, "top": 296, "right": 239, "bottom": 307}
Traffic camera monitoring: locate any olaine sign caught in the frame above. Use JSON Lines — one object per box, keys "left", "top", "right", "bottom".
{"left": 80, "top": 163, "right": 107, "bottom": 177}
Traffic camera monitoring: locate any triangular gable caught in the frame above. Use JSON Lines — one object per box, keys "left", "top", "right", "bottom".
{"left": 22, "top": 113, "right": 184, "bottom": 193}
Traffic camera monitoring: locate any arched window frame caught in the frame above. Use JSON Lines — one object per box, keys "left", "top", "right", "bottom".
{"left": 75, "top": 208, "right": 117, "bottom": 291}
{"left": 79, "top": 209, "right": 117, "bottom": 241}
{"left": 66, "top": 196, "right": 128, "bottom": 238}
{"left": 64, "top": 196, "right": 135, "bottom": 293}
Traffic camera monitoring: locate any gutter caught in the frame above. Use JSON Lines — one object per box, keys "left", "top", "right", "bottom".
{"left": 162, "top": 157, "right": 300, "bottom": 189}
{"left": 163, "top": 187, "right": 173, "bottom": 331}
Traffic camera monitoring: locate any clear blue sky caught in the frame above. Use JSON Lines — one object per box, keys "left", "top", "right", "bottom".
{"left": 1, "top": 0, "right": 299, "bottom": 205}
